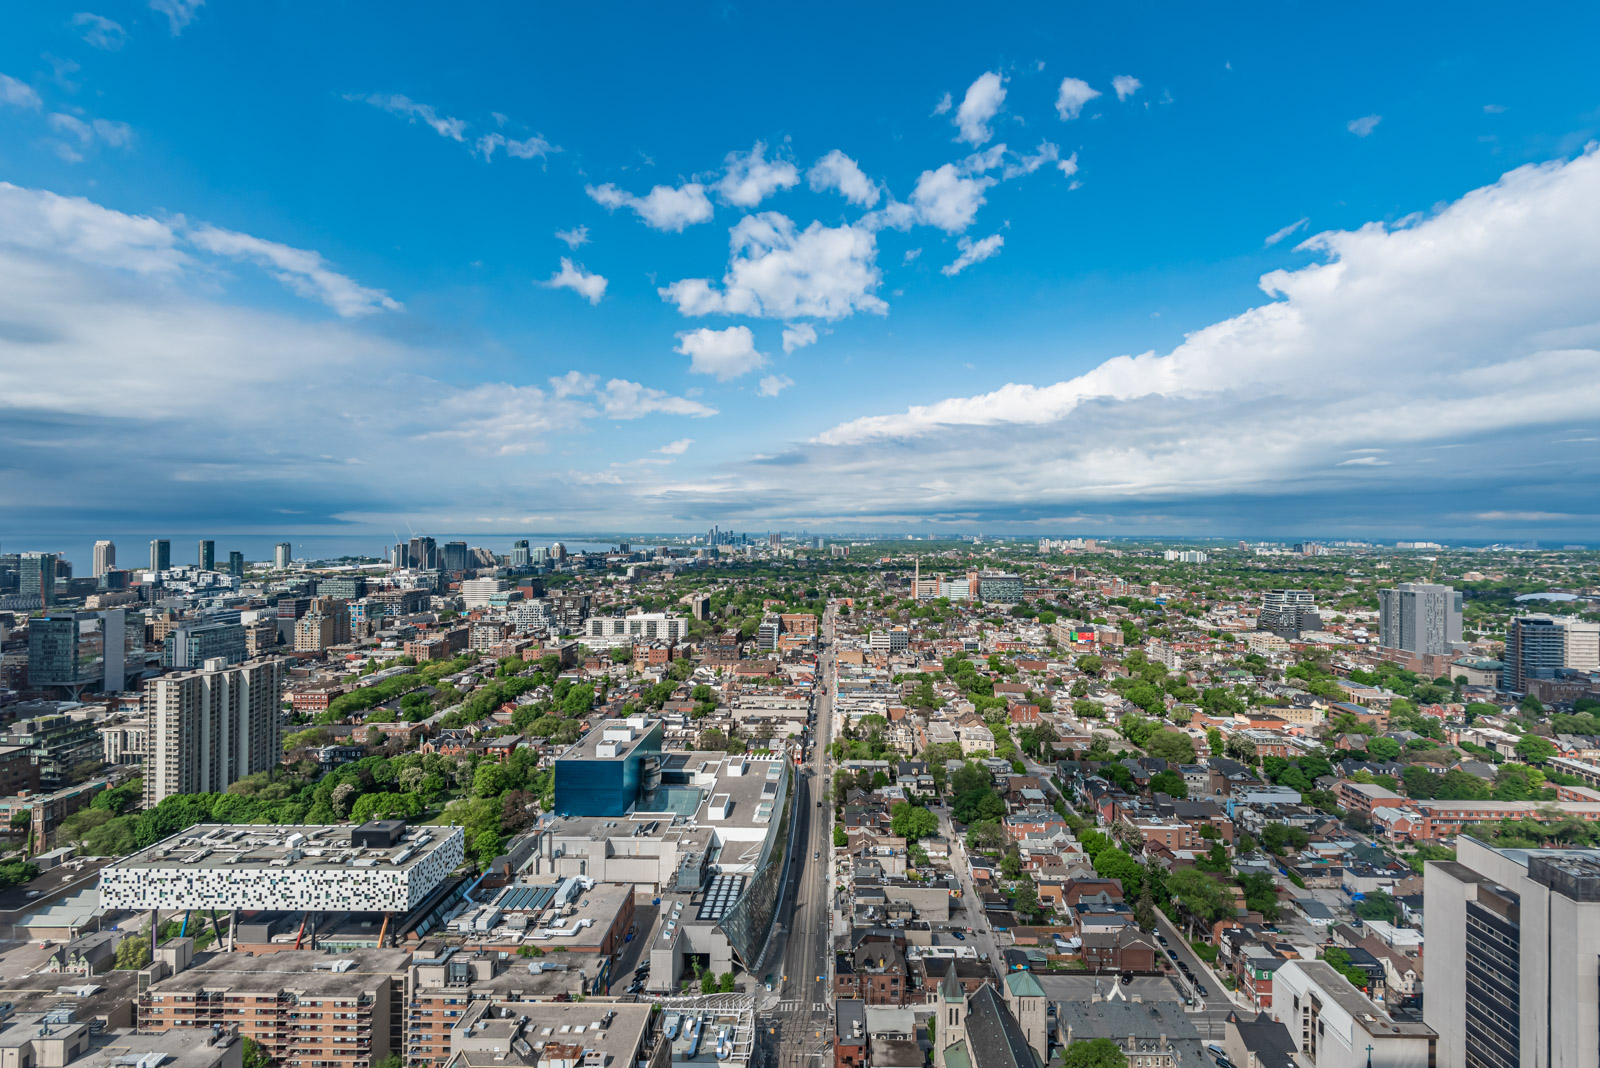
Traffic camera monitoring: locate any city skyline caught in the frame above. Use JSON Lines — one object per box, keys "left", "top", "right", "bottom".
{"left": 2, "top": 3, "right": 1599, "bottom": 538}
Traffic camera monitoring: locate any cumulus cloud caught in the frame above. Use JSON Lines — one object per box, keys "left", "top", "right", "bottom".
{"left": 1111, "top": 75, "right": 1142, "bottom": 101}
{"left": 782, "top": 322, "right": 818, "bottom": 353}
{"left": 675, "top": 325, "right": 768, "bottom": 381}
{"left": 1348, "top": 114, "right": 1382, "bottom": 137}
{"left": 659, "top": 212, "right": 886, "bottom": 321}
{"left": 541, "top": 258, "right": 607, "bottom": 305}
{"left": 0, "top": 182, "right": 183, "bottom": 274}
{"left": 586, "top": 180, "right": 714, "bottom": 232}
{"left": 942, "top": 233, "right": 1004, "bottom": 276}
{"left": 953, "top": 71, "right": 1006, "bottom": 145}
{"left": 350, "top": 93, "right": 467, "bottom": 141}
{"left": 716, "top": 142, "right": 800, "bottom": 207}
{"left": 149, "top": 0, "right": 202, "bottom": 35}
{"left": 72, "top": 13, "right": 128, "bottom": 50}
{"left": 0, "top": 73, "right": 42, "bottom": 110}
{"left": 555, "top": 225, "right": 590, "bottom": 249}
{"left": 1057, "top": 152, "right": 1080, "bottom": 178}
{"left": 657, "top": 438, "right": 694, "bottom": 455}
{"left": 1055, "top": 77, "right": 1100, "bottom": 120}
{"left": 761, "top": 148, "right": 1600, "bottom": 526}
{"left": 187, "top": 225, "right": 402, "bottom": 317}
{"left": 909, "top": 162, "right": 996, "bottom": 233}
{"left": 808, "top": 150, "right": 880, "bottom": 207}
{"left": 758, "top": 374, "right": 795, "bottom": 397}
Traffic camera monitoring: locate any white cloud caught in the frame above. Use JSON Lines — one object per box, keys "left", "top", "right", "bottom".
{"left": 657, "top": 438, "right": 694, "bottom": 455}
{"left": 0, "top": 181, "right": 183, "bottom": 274}
{"left": 474, "top": 132, "right": 557, "bottom": 161}
{"left": 1264, "top": 217, "right": 1310, "bottom": 246}
{"left": 1475, "top": 510, "right": 1572, "bottom": 521}
{"left": 941, "top": 233, "right": 1004, "bottom": 276}
{"left": 675, "top": 325, "right": 768, "bottom": 381}
{"left": 1348, "top": 114, "right": 1382, "bottom": 137}
{"left": 0, "top": 74, "right": 42, "bottom": 110}
{"left": 1335, "top": 456, "right": 1390, "bottom": 466}
{"left": 426, "top": 378, "right": 713, "bottom": 454}
{"left": 715, "top": 142, "right": 800, "bottom": 207}
{"left": 782, "top": 322, "right": 818, "bottom": 353}
{"left": 758, "top": 374, "right": 795, "bottom": 397}
{"left": 51, "top": 112, "right": 137, "bottom": 160}
{"left": 954, "top": 72, "right": 1006, "bottom": 145}
{"left": 781, "top": 148, "right": 1600, "bottom": 520}
{"left": 149, "top": 0, "right": 202, "bottom": 35}
{"left": 932, "top": 92, "right": 952, "bottom": 116}
{"left": 351, "top": 93, "right": 467, "bottom": 142}
{"left": 72, "top": 13, "right": 128, "bottom": 50}
{"left": 808, "top": 150, "right": 880, "bottom": 208}
{"left": 555, "top": 225, "right": 590, "bottom": 249}
{"left": 659, "top": 213, "right": 886, "bottom": 321}
{"left": 1057, "top": 152, "right": 1080, "bottom": 178}
{"left": 188, "top": 224, "right": 402, "bottom": 317}
{"left": 586, "top": 181, "right": 714, "bottom": 232}
{"left": 903, "top": 248, "right": 922, "bottom": 264}
{"left": 1055, "top": 77, "right": 1100, "bottom": 120}
{"left": 541, "top": 258, "right": 608, "bottom": 305}
{"left": 1483, "top": 104, "right": 1507, "bottom": 114}
{"left": 1111, "top": 75, "right": 1142, "bottom": 102}
{"left": 910, "top": 163, "right": 996, "bottom": 233}
{"left": 594, "top": 378, "right": 717, "bottom": 419}
{"left": 1002, "top": 141, "right": 1060, "bottom": 180}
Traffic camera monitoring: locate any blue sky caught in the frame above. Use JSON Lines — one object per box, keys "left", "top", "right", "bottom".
{"left": 2, "top": 1, "right": 1599, "bottom": 540}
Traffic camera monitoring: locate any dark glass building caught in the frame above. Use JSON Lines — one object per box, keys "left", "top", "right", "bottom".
{"left": 553, "top": 720, "right": 664, "bottom": 817}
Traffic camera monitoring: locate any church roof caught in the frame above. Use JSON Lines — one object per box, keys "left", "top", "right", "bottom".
{"left": 963, "top": 984, "right": 1041, "bottom": 1068}
{"left": 1003, "top": 970, "right": 1046, "bottom": 999}
{"left": 941, "top": 959, "right": 964, "bottom": 1002}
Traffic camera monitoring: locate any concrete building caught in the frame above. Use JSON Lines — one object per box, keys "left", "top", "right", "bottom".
{"left": 1378, "top": 582, "right": 1462, "bottom": 658}
{"left": 27, "top": 608, "right": 144, "bottom": 695}
{"left": 100, "top": 822, "right": 465, "bottom": 914}
{"left": 1258, "top": 589, "right": 1319, "bottom": 641}
{"left": 582, "top": 612, "right": 689, "bottom": 647}
{"left": 1424, "top": 836, "right": 1600, "bottom": 1068}
{"left": 162, "top": 620, "right": 247, "bottom": 668}
{"left": 92, "top": 540, "right": 116, "bottom": 578}
{"left": 1269, "top": 960, "right": 1434, "bottom": 1068}
{"left": 293, "top": 596, "right": 352, "bottom": 652}
{"left": 1502, "top": 614, "right": 1600, "bottom": 691}
{"left": 0, "top": 710, "right": 102, "bottom": 790}
{"left": 461, "top": 577, "right": 509, "bottom": 609}
{"left": 868, "top": 627, "right": 909, "bottom": 655}
{"left": 143, "top": 657, "right": 285, "bottom": 806}
{"left": 273, "top": 541, "right": 292, "bottom": 568}
{"left": 137, "top": 947, "right": 410, "bottom": 1068}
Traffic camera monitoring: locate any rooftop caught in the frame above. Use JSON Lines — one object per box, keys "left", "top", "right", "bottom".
{"left": 105, "top": 822, "right": 459, "bottom": 874}
{"left": 145, "top": 948, "right": 413, "bottom": 997}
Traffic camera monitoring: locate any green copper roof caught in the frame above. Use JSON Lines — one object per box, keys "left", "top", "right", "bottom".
{"left": 1004, "top": 970, "right": 1046, "bottom": 998}
{"left": 943, "top": 1040, "right": 972, "bottom": 1068}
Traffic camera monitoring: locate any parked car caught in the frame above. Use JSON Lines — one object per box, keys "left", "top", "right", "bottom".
{"left": 1195, "top": 984, "right": 1209, "bottom": 997}
{"left": 952, "top": 931, "right": 965, "bottom": 940}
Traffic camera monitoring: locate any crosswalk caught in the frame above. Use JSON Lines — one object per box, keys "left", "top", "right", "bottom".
{"left": 771, "top": 1000, "right": 830, "bottom": 1015}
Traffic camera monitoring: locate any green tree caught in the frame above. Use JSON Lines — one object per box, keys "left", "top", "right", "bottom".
{"left": 718, "top": 971, "right": 736, "bottom": 992}
{"left": 115, "top": 935, "right": 152, "bottom": 970}
{"left": 1515, "top": 734, "right": 1556, "bottom": 766}
{"left": 1354, "top": 891, "right": 1399, "bottom": 923}
{"left": 1167, "top": 868, "right": 1229, "bottom": 933}
{"left": 1144, "top": 731, "right": 1196, "bottom": 764}
{"left": 889, "top": 803, "right": 938, "bottom": 842}
{"left": 242, "top": 1037, "right": 273, "bottom": 1068}
{"left": 1060, "top": 1038, "right": 1129, "bottom": 1068}
{"left": 833, "top": 825, "right": 847, "bottom": 848}
{"left": 1148, "top": 770, "right": 1188, "bottom": 799}
{"left": 1365, "top": 737, "right": 1401, "bottom": 761}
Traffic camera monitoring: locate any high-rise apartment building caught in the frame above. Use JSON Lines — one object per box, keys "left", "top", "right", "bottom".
{"left": 403, "top": 536, "right": 438, "bottom": 569}
{"left": 92, "top": 539, "right": 116, "bottom": 577}
{"left": 442, "top": 540, "right": 469, "bottom": 573}
{"left": 227, "top": 550, "right": 245, "bottom": 578}
{"left": 19, "top": 551, "right": 58, "bottom": 606}
{"left": 145, "top": 656, "right": 285, "bottom": 806}
{"left": 1379, "top": 581, "right": 1463, "bottom": 662}
{"left": 149, "top": 538, "right": 171, "bottom": 571}
{"left": 510, "top": 539, "right": 531, "bottom": 568}
{"left": 293, "top": 596, "right": 352, "bottom": 652}
{"left": 196, "top": 539, "right": 215, "bottom": 570}
{"left": 1258, "top": 589, "right": 1320, "bottom": 640}
{"left": 1425, "top": 836, "right": 1600, "bottom": 1068}
{"left": 273, "top": 541, "right": 292, "bottom": 569}
{"left": 1501, "top": 614, "right": 1598, "bottom": 691}
{"left": 162, "top": 621, "right": 248, "bottom": 668}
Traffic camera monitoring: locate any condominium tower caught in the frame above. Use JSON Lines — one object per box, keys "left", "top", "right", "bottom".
{"left": 145, "top": 656, "right": 285, "bottom": 806}
{"left": 1378, "top": 582, "right": 1463, "bottom": 657}
{"left": 150, "top": 538, "right": 171, "bottom": 571}
{"left": 93, "top": 540, "right": 116, "bottom": 578}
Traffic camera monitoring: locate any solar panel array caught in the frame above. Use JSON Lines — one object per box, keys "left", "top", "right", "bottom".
{"left": 696, "top": 873, "right": 747, "bottom": 921}
{"left": 495, "top": 885, "right": 559, "bottom": 912}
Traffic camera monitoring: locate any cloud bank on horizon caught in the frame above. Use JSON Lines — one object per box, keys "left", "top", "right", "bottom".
{"left": 0, "top": 3, "right": 1595, "bottom": 539}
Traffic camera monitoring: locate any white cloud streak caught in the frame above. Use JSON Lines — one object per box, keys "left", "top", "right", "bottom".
{"left": 1264, "top": 217, "right": 1310, "bottom": 246}
{"left": 187, "top": 225, "right": 402, "bottom": 317}
{"left": 555, "top": 225, "right": 590, "bottom": 249}
{"left": 72, "top": 13, "right": 128, "bottom": 50}
{"left": 716, "top": 142, "right": 800, "bottom": 207}
{"left": 149, "top": 0, "right": 202, "bottom": 35}
{"left": 954, "top": 72, "right": 1006, "bottom": 145}
{"left": 941, "top": 233, "right": 1004, "bottom": 276}
{"left": 0, "top": 74, "right": 42, "bottom": 110}
{"left": 1348, "top": 114, "right": 1382, "bottom": 137}
{"left": 351, "top": 93, "right": 467, "bottom": 141}
{"left": 586, "top": 180, "right": 714, "bottom": 231}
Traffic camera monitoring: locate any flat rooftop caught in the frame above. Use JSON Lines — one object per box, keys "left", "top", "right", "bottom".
{"left": 450, "top": 1000, "right": 653, "bottom": 1068}
{"left": 559, "top": 718, "right": 660, "bottom": 761}
{"left": 147, "top": 948, "right": 414, "bottom": 996}
{"left": 106, "top": 823, "right": 459, "bottom": 873}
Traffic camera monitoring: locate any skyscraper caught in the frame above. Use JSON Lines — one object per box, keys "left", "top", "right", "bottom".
{"left": 1425, "top": 837, "right": 1600, "bottom": 1068}
{"left": 197, "top": 539, "right": 215, "bottom": 571}
{"left": 442, "top": 540, "right": 469, "bottom": 573}
{"left": 93, "top": 540, "right": 116, "bottom": 578}
{"left": 273, "top": 542, "right": 292, "bottom": 569}
{"left": 19, "top": 551, "right": 58, "bottom": 607}
{"left": 27, "top": 608, "right": 142, "bottom": 695}
{"left": 406, "top": 536, "right": 438, "bottom": 570}
{"left": 228, "top": 550, "right": 245, "bottom": 578}
{"left": 510, "top": 540, "right": 531, "bottom": 568}
{"left": 145, "top": 657, "right": 285, "bottom": 807}
{"left": 1378, "top": 582, "right": 1463, "bottom": 661}
{"left": 150, "top": 539, "right": 171, "bottom": 571}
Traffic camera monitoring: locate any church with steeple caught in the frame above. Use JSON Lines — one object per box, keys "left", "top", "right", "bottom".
{"left": 934, "top": 962, "right": 1051, "bottom": 1068}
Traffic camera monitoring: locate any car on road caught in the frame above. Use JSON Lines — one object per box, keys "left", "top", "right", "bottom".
{"left": 814, "top": 851, "right": 820, "bottom": 859}
{"left": 1195, "top": 984, "right": 1208, "bottom": 997}
{"left": 952, "top": 931, "right": 965, "bottom": 940}
{"left": 1156, "top": 934, "right": 1168, "bottom": 945}
{"left": 1207, "top": 1044, "right": 1227, "bottom": 1060}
